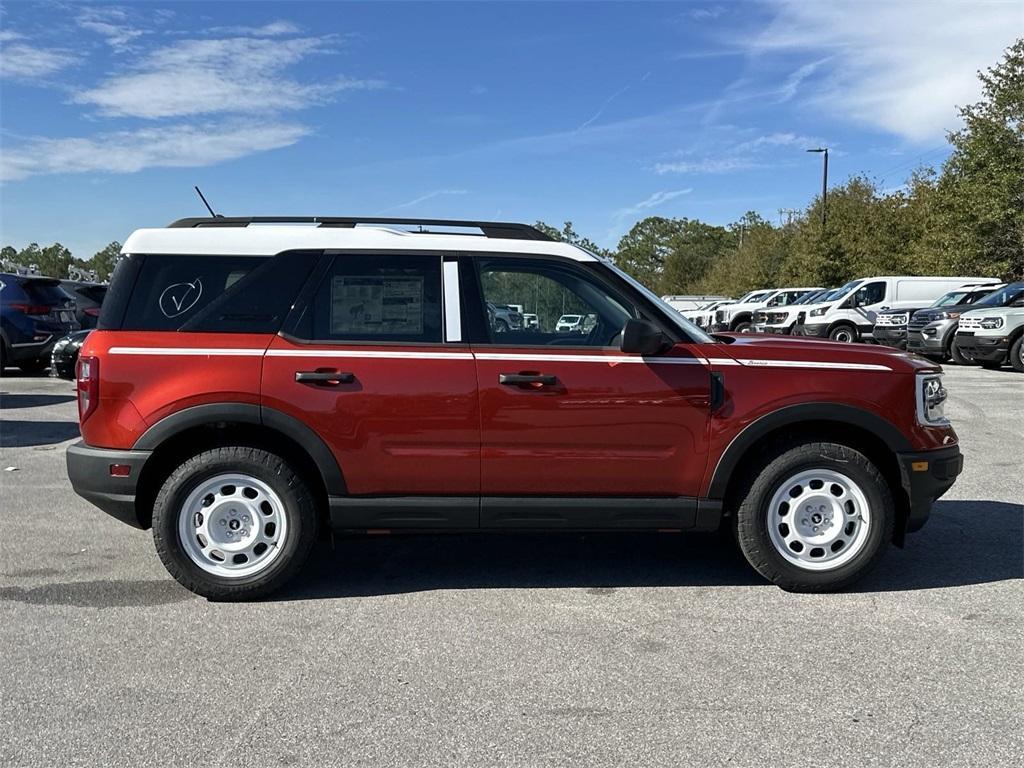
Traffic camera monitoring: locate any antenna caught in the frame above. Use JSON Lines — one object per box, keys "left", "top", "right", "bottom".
{"left": 194, "top": 186, "right": 222, "bottom": 218}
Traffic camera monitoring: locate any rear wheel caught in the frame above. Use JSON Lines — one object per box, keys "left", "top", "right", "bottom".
{"left": 733, "top": 321, "right": 752, "bottom": 333}
{"left": 1010, "top": 336, "right": 1024, "bottom": 373}
{"left": 152, "top": 446, "right": 318, "bottom": 600}
{"left": 734, "top": 441, "right": 894, "bottom": 592}
{"left": 828, "top": 324, "right": 858, "bottom": 343}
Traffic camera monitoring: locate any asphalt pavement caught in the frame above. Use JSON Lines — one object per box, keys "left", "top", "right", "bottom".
{"left": 1, "top": 365, "right": 1021, "bottom": 767}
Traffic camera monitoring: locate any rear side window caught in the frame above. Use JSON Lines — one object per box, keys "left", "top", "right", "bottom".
{"left": 291, "top": 254, "right": 442, "bottom": 343}
{"left": 116, "top": 252, "right": 317, "bottom": 333}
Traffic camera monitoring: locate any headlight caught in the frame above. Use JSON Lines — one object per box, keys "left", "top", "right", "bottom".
{"left": 809, "top": 306, "right": 829, "bottom": 317}
{"left": 916, "top": 373, "right": 948, "bottom": 426}
{"left": 937, "top": 311, "right": 960, "bottom": 320}
{"left": 980, "top": 317, "right": 1004, "bottom": 329}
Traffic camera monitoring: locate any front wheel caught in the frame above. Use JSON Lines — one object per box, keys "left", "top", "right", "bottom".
{"left": 1009, "top": 336, "right": 1024, "bottom": 373}
{"left": 734, "top": 441, "right": 894, "bottom": 592}
{"left": 152, "top": 446, "right": 318, "bottom": 600}
{"left": 948, "top": 340, "right": 972, "bottom": 365}
{"left": 733, "top": 321, "right": 752, "bottom": 333}
{"left": 828, "top": 324, "right": 858, "bottom": 343}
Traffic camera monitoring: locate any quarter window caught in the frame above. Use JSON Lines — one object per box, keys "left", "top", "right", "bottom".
{"left": 294, "top": 254, "right": 443, "bottom": 343}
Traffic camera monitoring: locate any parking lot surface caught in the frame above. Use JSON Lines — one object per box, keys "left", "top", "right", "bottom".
{"left": 1, "top": 365, "right": 1021, "bottom": 767}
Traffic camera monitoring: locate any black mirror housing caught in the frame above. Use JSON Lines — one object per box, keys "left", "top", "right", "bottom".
{"left": 620, "top": 318, "right": 667, "bottom": 355}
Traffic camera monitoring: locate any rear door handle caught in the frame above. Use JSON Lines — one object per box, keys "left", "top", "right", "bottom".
{"left": 295, "top": 370, "right": 355, "bottom": 385}
{"left": 499, "top": 373, "right": 557, "bottom": 386}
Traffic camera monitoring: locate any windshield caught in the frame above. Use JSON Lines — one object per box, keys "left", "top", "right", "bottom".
{"left": 737, "top": 290, "right": 770, "bottom": 304}
{"left": 795, "top": 290, "right": 827, "bottom": 305}
{"left": 932, "top": 290, "right": 969, "bottom": 307}
{"left": 559, "top": 315, "right": 581, "bottom": 323}
{"left": 828, "top": 279, "right": 864, "bottom": 302}
{"left": 973, "top": 282, "right": 1024, "bottom": 307}
{"left": 603, "top": 260, "right": 716, "bottom": 343}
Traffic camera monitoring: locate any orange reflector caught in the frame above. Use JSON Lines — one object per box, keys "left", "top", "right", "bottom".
{"left": 109, "top": 464, "right": 131, "bottom": 477}
{"left": 911, "top": 461, "right": 929, "bottom": 472}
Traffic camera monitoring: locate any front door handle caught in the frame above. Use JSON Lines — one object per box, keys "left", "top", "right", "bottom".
{"left": 499, "top": 373, "right": 557, "bottom": 386}
{"left": 295, "top": 370, "right": 355, "bottom": 385}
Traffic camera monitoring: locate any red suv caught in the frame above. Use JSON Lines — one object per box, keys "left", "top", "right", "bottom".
{"left": 66, "top": 217, "right": 962, "bottom": 599}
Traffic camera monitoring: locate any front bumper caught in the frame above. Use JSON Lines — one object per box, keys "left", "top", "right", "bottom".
{"left": 873, "top": 327, "right": 907, "bottom": 348}
{"left": 794, "top": 322, "right": 830, "bottom": 338}
{"left": 66, "top": 441, "right": 152, "bottom": 529}
{"left": 954, "top": 333, "right": 1008, "bottom": 363}
{"left": 897, "top": 444, "right": 963, "bottom": 534}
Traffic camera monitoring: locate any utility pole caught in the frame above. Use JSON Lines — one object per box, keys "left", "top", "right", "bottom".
{"left": 806, "top": 147, "right": 829, "bottom": 231}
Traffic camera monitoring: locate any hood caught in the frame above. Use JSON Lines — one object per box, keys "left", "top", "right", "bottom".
{"left": 712, "top": 333, "right": 938, "bottom": 373}
{"left": 960, "top": 305, "right": 1021, "bottom": 319}
{"left": 878, "top": 306, "right": 928, "bottom": 316}
{"left": 912, "top": 302, "right": 978, "bottom": 321}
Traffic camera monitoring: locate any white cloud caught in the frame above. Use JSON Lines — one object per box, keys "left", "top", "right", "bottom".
{"left": 0, "top": 43, "right": 77, "bottom": 79}
{"left": 208, "top": 21, "right": 302, "bottom": 37}
{"left": 752, "top": 0, "right": 1021, "bottom": 142}
{"left": 688, "top": 6, "right": 727, "bottom": 21}
{"left": 77, "top": 6, "right": 145, "bottom": 50}
{"left": 73, "top": 35, "right": 386, "bottom": 118}
{"left": 776, "top": 58, "right": 828, "bottom": 102}
{"left": 0, "top": 122, "right": 308, "bottom": 181}
{"left": 655, "top": 157, "right": 758, "bottom": 175}
{"left": 383, "top": 189, "right": 468, "bottom": 212}
{"left": 616, "top": 189, "right": 693, "bottom": 217}
{"left": 734, "top": 132, "right": 823, "bottom": 151}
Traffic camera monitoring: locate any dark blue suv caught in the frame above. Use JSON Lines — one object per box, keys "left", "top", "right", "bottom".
{"left": 1, "top": 273, "right": 80, "bottom": 374}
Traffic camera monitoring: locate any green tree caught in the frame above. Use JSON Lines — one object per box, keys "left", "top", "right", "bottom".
{"left": 614, "top": 217, "right": 735, "bottom": 294}
{"left": 925, "top": 39, "right": 1024, "bottom": 279}
{"left": 86, "top": 241, "right": 121, "bottom": 281}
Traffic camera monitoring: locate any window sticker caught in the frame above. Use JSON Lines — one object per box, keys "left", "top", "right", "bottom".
{"left": 331, "top": 275, "right": 424, "bottom": 335}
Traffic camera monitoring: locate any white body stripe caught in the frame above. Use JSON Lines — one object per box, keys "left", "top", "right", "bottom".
{"left": 105, "top": 346, "right": 892, "bottom": 371}
{"left": 108, "top": 347, "right": 264, "bottom": 356}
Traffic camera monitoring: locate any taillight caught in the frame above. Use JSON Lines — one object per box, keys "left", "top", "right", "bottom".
{"left": 84, "top": 307, "right": 101, "bottom": 317}
{"left": 77, "top": 355, "right": 99, "bottom": 422}
{"left": 9, "top": 302, "right": 51, "bottom": 315}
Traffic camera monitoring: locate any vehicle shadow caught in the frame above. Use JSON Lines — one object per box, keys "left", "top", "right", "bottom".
{"left": 0, "top": 420, "right": 80, "bottom": 448}
{"left": 275, "top": 500, "right": 1021, "bottom": 601}
{"left": 1, "top": 393, "right": 77, "bottom": 409}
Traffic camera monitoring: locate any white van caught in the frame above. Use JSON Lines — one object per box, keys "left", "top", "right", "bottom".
{"left": 794, "top": 275, "right": 1000, "bottom": 343}
{"left": 661, "top": 294, "right": 731, "bottom": 312}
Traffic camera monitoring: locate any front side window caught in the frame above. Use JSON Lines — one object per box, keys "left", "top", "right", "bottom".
{"left": 293, "top": 253, "right": 442, "bottom": 343}
{"left": 476, "top": 258, "right": 637, "bottom": 347}
{"left": 854, "top": 281, "right": 886, "bottom": 306}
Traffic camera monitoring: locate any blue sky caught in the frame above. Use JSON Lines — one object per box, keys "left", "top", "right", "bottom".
{"left": 0, "top": 0, "right": 1020, "bottom": 258}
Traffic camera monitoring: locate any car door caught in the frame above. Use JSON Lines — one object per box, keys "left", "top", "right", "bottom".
{"left": 849, "top": 280, "right": 888, "bottom": 334}
{"left": 261, "top": 252, "right": 479, "bottom": 527}
{"left": 467, "top": 255, "right": 711, "bottom": 528}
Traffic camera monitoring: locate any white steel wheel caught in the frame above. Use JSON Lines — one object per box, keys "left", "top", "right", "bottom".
{"left": 766, "top": 468, "right": 871, "bottom": 571}
{"left": 830, "top": 326, "right": 856, "bottom": 343}
{"left": 178, "top": 473, "right": 289, "bottom": 579}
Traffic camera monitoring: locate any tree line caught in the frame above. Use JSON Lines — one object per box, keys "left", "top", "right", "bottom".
{"left": 539, "top": 39, "right": 1023, "bottom": 297}
{"left": 3, "top": 41, "right": 1020, "bottom": 294}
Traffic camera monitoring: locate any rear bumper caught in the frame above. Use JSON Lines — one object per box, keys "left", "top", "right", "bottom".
{"left": 954, "top": 333, "right": 1008, "bottom": 363}
{"left": 897, "top": 444, "right": 962, "bottom": 533}
{"left": 66, "top": 441, "right": 152, "bottom": 529}
{"left": 873, "top": 327, "right": 907, "bottom": 348}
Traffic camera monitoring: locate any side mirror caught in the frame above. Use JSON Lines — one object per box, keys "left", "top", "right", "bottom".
{"left": 620, "top": 318, "right": 667, "bottom": 355}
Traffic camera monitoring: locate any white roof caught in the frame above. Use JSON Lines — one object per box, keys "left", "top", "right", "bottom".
{"left": 121, "top": 225, "right": 598, "bottom": 261}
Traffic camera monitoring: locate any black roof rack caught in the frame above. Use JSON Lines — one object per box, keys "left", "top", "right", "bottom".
{"left": 166, "top": 216, "right": 555, "bottom": 241}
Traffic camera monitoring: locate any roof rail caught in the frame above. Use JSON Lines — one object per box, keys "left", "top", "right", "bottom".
{"left": 166, "top": 216, "right": 555, "bottom": 241}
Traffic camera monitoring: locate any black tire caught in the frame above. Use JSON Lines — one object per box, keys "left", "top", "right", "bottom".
{"left": 948, "top": 339, "right": 972, "bottom": 365}
{"left": 17, "top": 357, "right": 49, "bottom": 374}
{"left": 152, "top": 446, "right": 318, "bottom": 600}
{"left": 828, "top": 323, "right": 858, "bottom": 343}
{"left": 1009, "top": 336, "right": 1024, "bottom": 373}
{"left": 733, "top": 321, "right": 752, "bottom": 333}
{"left": 495, "top": 319, "right": 509, "bottom": 333}
{"left": 0, "top": 341, "right": 7, "bottom": 376}
{"left": 979, "top": 359, "right": 1004, "bottom": 370}
{"left": 734, "top": 441, "right": 895, "bottom": 592}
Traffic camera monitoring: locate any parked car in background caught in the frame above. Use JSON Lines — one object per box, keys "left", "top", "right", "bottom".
{"left": 66, "top": 215, "right": 962, "bottom": 599}
{"left": 794, "top": 276, "right": 999, "bottom": 343}
{"left": 712, "top": 287, "right": 822, "bottom": 333}
{"left": 661, "top": 295, "right": 731, "bottom": 312}
{"left": 679, "top": 299, "right": 735, "bottom": 330}
{"left": 59, "top": 280, "right": 107, "bottom": 329}
{"left": 953, "top": 282, "right": 1024, "bottom": 371}
{"left": 51, "top": 330, "right": 91, "bottom": 379}
{"left": 521, "top": 312, "right": 539, "bottom": 330}
{"left": 1, "top": 273, "right": 80, "bottom": 374}
{"left": 486, "top": 302, "right": 523, "bottom": 332}
{"left": 752, "top": 288, "right": 835, "bottom": 334}
{"left": 876, "top": 283, "right": 1000, "bottom": 351}
{"left": 906, "top": 283, "right": 1014, "bottom": 362}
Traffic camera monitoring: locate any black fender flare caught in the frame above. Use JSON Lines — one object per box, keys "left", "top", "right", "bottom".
{"left": 133, "top": 402, "right": 346, "bottom": 495}
{"left": 707, "top": 402, "right": 910, "bottom": 499}
{"left": 730, "top": 313, "right": 753, "bottom": 329}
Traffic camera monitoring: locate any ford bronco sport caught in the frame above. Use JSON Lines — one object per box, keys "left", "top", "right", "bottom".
{"left": 66, "top": 217, "right": 962, "bottom": 599}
